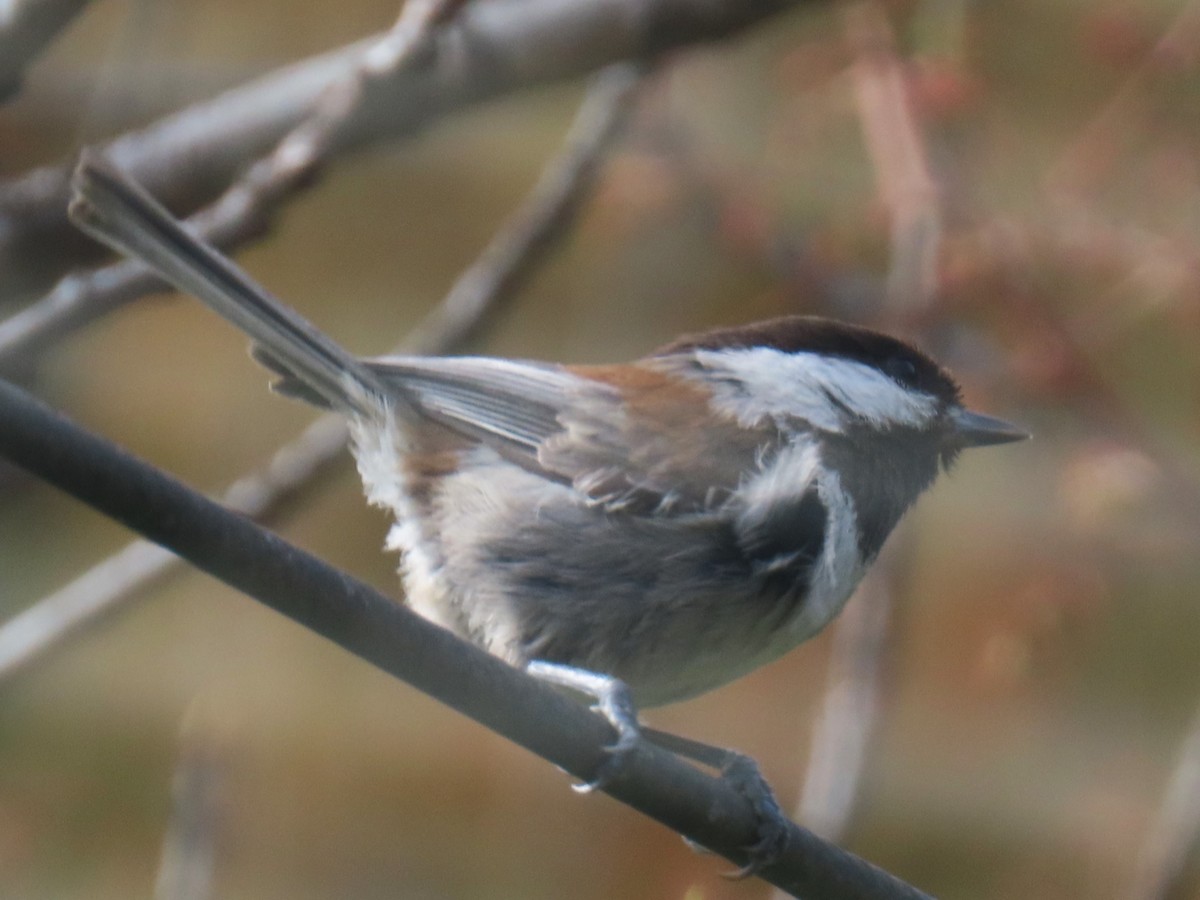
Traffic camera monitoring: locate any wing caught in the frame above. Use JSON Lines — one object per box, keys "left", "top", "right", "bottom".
{"left": 366, "top": 356, "right": 590, "bottom": 470}
{"left": 364, "top": 355, "right": 784, "bottom": 513}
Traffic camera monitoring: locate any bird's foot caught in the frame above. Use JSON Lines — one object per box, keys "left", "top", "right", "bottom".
{"left": 525, "top": 661, "right": 791, "bottom": 876}
{"left": 718, "top": 752, "right": 791, "bottom": 878}
{"left": 642, "top": 726, "right": 791, "bottom": 877}
{"left": 525, "top": 661, "right": 641, "bottom": 792}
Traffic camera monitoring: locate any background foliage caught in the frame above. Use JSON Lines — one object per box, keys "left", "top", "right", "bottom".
{"left": 2, "top": 1, "right": 1200, "bottom": 898}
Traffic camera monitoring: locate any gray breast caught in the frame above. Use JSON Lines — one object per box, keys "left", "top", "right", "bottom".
{"left": 417, "top": 454, "right": 831, "bottom": 706}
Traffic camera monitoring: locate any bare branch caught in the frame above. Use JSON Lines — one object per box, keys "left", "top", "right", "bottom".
{"left": 1046, "top": 0, "right": 1200, "bottom": 202}
{"left": 843, "top": 1, "right": 941, "bottom": 312}
{"left": 154, "top": 710, "right": 228, "bottom": 900}
{"left": 0, "top": 62, "right": 646, "bottom": 681}
{"left": 404, "top": 61, "right": 648, "bottom": 352}
{"left": 0, "top": 0, "right": 809, "bottom": 299}
{"left": 0, "top": 257, "right": 166, "bottom": 361}
{"left": 0, "top": 374, "right": 934, "bottom": 900}
{"left": 0, "top": 0, "right": 458, "bottom": 362}
{"left": 774, "top": 8, "right": 935, "bottom": 859}
{"left": 0, "top": 0, "right": 96, "bottom": 101}
{"left": 1125, "top": 689, "right": 1200, "bottom": 899}
{"left": 0, "top": 416, "right": 347, "bottom": 682}
{"left": 796, "top": 539, "right": 905, "bottom": 841}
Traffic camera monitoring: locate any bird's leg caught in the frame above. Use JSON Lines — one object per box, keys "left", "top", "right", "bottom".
{"left": 525, "top": 660, "right": 790, "bottom": 877}
{"left": 639, "top": 726, "right": 791, "bottom": 878}
{"left": 525, "top": 661, "right": 641, "bottom": 793}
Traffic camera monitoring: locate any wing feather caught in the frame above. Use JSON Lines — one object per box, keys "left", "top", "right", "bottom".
{"left": 366, "top": 355, "right": 783, "bottom": 513}
{"left": 367, "top": 355, "right": 608, "bottom": 467}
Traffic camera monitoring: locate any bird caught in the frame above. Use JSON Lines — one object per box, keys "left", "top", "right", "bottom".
{"left": 69, "top": 153, "right": 1026, "bottom": 865}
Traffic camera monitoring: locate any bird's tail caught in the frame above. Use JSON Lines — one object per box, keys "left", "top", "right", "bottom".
{"left": 69, "top": 152, "right": 388, "bottom": 417}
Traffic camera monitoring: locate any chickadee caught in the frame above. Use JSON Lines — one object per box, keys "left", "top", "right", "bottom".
{"left": 69, "top": 156, "right": 1025, "bottom": 809}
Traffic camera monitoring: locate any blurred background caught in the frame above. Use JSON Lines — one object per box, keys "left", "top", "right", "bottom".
{"left": 2, "top": 0, "right": 1200, "bottom": 897}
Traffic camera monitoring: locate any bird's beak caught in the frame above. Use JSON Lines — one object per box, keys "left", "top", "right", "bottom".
{"left": 950, "top": 407, "right": 1030, "bottom": 448}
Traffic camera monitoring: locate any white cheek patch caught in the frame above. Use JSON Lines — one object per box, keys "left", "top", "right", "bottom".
{"left": 689, "top": 347, "right": 939, "bottom": 432}
{"left": 737, "top": 438, "right": 820, "bottom": 517}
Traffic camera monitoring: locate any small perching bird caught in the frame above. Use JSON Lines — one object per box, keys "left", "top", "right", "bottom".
{"left": 70, "top": 153, "right": 1026, "bottom": 869}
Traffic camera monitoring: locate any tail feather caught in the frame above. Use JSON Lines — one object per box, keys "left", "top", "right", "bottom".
{"left": 69, "top": 152, "right": 389, "bottom": 418}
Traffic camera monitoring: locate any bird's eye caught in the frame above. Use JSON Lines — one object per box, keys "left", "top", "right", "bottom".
{"left": 884, "top": 356, "right": 918, "bottom": 385}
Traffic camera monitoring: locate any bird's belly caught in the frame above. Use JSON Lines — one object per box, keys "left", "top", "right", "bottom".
{"left": 389, "top": 459, "right": 859, "bottom": 708}
{"left": 602, "top": 564, "right": 860, "bottom": 707}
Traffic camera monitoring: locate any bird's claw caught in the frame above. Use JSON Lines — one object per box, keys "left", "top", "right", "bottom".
{"left": 718, "top": 754, "right": 791, "bottom": 879}
{"left": 572, "top": 676, "right": 641, "bottom": 792}
{"left": 525, "top": 659, "right": 791, "bottom": 876}
{"left": 571, "top": 720, "right": 639, "bottom": 793}
{"left": 525, "top": 661, "right": 644, "bottom": 793}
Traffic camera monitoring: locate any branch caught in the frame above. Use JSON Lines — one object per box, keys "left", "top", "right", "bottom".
{"left": 0, "top": 0, "right": 458, "bottom": 363}
{"left": 796, "top": 541, "right": 903, "bottom": 841}
{"left": 0, "top": 376, "right": 934, "bottom": 900}
{"left": 0, "top": 0, "right": 810, "bottom": 299}
{"left": 0, "top": 62, "right": 646, "bottom": 680}
{"left": 0, "top": 0, "right": 96, "bottom": 101}
{"left": 842, "top": 0, "right": 941, "bottom": 312}
{"left": 780, "top": 6, "right": 932, "bottom": 853}
{"left": 1126, "top": 701, "right": 1200, "bottom": 900}
{"left": 403, "top": 61, "right": 648, "bottom": 352}
{"left": 1046, "top": 0, "right": 1200, "bottom": 201}
{"left": 154, "top": 710, "right": 227, "bottom": 900}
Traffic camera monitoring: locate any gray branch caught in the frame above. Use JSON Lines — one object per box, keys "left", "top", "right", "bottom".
{"left": 0, "top": 0, "right": 96, "bottom": 101}
{"left": 1127, "top": 701, "right": 1200, "bottom": 900}
{"left": 0, "top": 0, "right": 808, "bottom": 300}
{"left": 0, "top": 0, "right": 457, "bottom": 361}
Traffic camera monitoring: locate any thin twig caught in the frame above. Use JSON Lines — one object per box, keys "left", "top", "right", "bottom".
{"left": 1046, "top": 0, "right": 1200, "bottom": 201}
{"left": 778, "top": 7, "right": 938, "bottom": 862}
{"left": 0, "top": 0, "right": 809, "bottom": 300}
{"left": 842, "top": 0, "right": 942, "bottom": 312}
{"left": 0, "top": 257, "right": 169, "bottom": 360}
{"left": 0, "top": 63, "right": 647, "bottom": 682}
{"left": 0, "top": 416, "right": 345, "bottom": 683}
{"left": 1127, "top": 701, "right": 1200, "bottom": 900}
{"left": 153, "top": 709, "right": 229, "bottom": 900}
{"left": 0, "top": 0, "right": 96, "bottom": 101}
{"left": 0, "top": 0, "right": 457, "bottom": 362}
{"left": 795, "top": 539, "right": 905, "bottom": 842}
{"left": 403, "top": 62, "right": 648, "bottom": 352}
{"left": 0, "top": 373, "right": 934, "bottom": 900}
